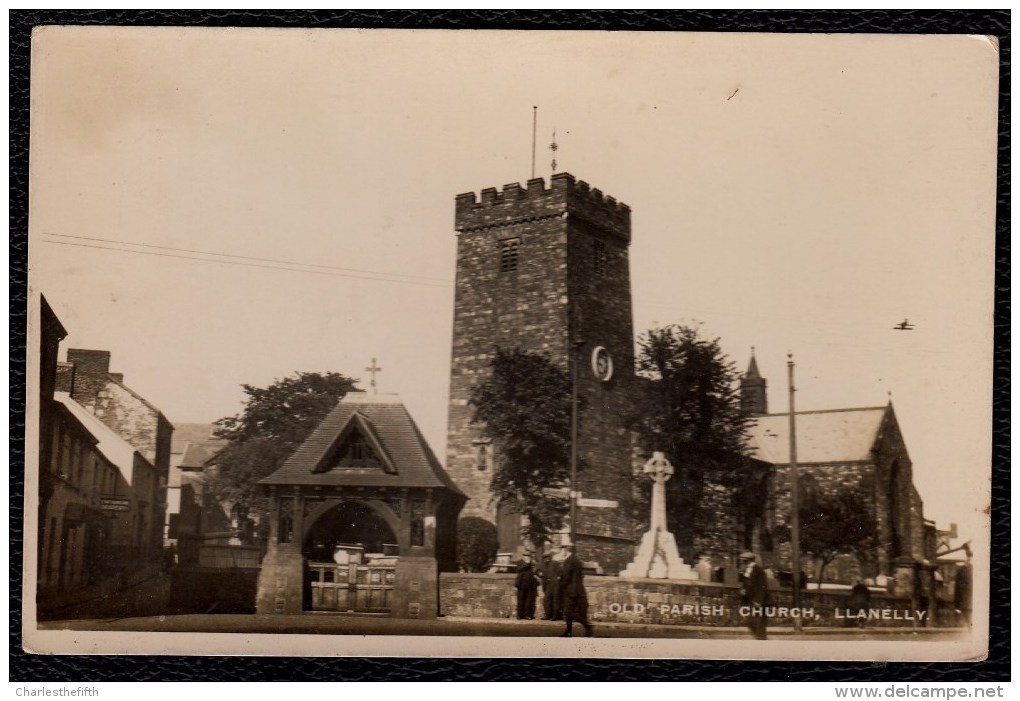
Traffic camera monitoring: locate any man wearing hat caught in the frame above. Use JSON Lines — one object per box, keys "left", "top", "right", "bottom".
{"left": 558, "top": 544, "right": 594, "bottom": 637}
{"left": 740, "top": 551, "right": 769, "bottom": 640}
{"left": 538, "top": 550, "right": 563, "bottom": 621}
{"left": 514, "top": 551, "right": 538, "bottom": 620}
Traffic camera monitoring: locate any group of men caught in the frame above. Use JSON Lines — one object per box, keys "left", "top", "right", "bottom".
{"left": 514, "top": 544, "right": 594, "bottom": 637}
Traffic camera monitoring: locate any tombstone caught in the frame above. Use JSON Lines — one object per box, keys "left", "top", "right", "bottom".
{"left": 620, "top": 452, "right": 696, "bottom": 580}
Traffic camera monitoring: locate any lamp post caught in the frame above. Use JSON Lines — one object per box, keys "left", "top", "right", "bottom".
{"left": 787, "top": 353, "right": 803, "bottom": 633}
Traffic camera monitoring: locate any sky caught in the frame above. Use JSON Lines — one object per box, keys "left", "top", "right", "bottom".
{"left": 28, "top": 28, "right": 998, "bottom": 545}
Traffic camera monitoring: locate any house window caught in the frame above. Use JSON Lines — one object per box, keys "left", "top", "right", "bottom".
{"left": 593, "top": 239, "right": 608, "bottom": 276}
{"left": 499, "top": 238, "right": 520, "bottom": 273}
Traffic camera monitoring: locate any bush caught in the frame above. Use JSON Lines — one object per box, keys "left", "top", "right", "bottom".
{"left": 456, "top": 517, "right": 499, "bottom": 572}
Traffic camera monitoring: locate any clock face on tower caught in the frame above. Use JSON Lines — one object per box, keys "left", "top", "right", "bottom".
{"left": 591, "top": 346, "right": 614, "bottom": 382}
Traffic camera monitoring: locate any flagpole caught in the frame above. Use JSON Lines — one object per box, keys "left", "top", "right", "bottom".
{"left": 531, "top": 106, "right": 537, "bottom": 180}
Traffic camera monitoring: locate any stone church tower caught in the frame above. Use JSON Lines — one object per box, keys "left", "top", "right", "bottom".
{"left": 446, "top": 173, "right": 637, "bottom": 573}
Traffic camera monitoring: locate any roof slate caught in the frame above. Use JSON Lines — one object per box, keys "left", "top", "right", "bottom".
{"left": 171, "top": 423, "right": 217, "bottom": 454}
{"left": 747, "top": 406, "right": 889, "bottom": 465}
{"left": 260, "top": 395, "right": 464, "bottom": 495}
{"left": 179, "top": 439, "right": 227, "bottom": 470}
{"left": 54, "top": 392, "right": 147, "bottom": 484}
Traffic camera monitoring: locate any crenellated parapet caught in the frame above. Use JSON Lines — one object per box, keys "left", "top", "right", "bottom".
{"left": 455, "top": 172, "right": 631, "bottom": 241}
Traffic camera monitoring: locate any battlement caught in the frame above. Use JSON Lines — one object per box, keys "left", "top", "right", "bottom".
{"left": 455, "top": 173, "right": 631, "bottom": 240}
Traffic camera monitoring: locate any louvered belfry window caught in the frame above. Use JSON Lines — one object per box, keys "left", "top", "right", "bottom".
{"left": 499, "top": 238, "right": 520, "bottom": 273}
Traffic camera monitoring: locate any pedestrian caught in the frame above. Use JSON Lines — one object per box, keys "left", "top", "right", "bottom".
{"left": 538, "top": 551, "right": 562, "bottom": 620}
{"left": 847, "top": 579, "right": 871, "bottom": 628}
{"left": 514, "top": 552, "right": 538, "bottom": 620}
{"left": 558, "top": 544, "right": 594, "bottom": 637}
{"left": 739, "top": 551, "right": 769, "bottom": 640}
{"left": 954, "top": 560, "right": 972, "bottom": 627}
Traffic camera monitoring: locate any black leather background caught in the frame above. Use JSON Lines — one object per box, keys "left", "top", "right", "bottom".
{"left": 9, "top": 10, "right": 1010, "bottom": 682}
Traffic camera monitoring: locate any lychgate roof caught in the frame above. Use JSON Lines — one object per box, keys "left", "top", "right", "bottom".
{"left": 747, "top": 406, "right": 889, "bottom": 465}
{"left": 260, "top": 393, "right": 464, "bottom": 495}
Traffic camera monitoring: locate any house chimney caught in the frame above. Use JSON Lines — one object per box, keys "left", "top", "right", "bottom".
{"left": 108, "top": 372, "right": 124, "bottom": 384}
{"left": 66, "top": 349, "right": 111, "bottom": 409}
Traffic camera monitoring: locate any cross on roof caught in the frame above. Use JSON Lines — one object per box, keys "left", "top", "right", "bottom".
{"left": 365, "top": 357, "right": 383, "bottom": 395}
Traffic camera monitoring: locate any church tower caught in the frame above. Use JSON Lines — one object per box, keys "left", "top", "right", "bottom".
{"left": 446, "top": 173, "right": 637, "bottom": 573}
{"left": 740, "top": 350, "right": 768, "bottom": 416}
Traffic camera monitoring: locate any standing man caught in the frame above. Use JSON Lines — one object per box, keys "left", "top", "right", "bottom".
{"left": 514, "top": 552, "right": 538, "bottom": 620}
{"left": 740, "top": 551, "right": 769, "bottom": 640}
{"left": 558, "top": 545, "right": 594, "bottom": 637}
{"left": 538, "top": 551, "right": 563, "bottom": 621}
{"left": 954, "top": 559, "right": 973, "bottom": 627}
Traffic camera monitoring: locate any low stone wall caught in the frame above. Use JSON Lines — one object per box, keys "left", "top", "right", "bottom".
{"left": 170, "top": 568, "right": 259, "bottom": 615}
{"left": 439, "top": 574, "right": 963, "bottom": 628}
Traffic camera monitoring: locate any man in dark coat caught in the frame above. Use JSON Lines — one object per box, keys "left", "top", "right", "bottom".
{"left": 514, "top": 553, "right": 538, "bottom": 620}
{"left": 846, "top": 579, "right": 871, "bottom": 628}
{"left": 538, "top": 552, "right": 563, "bottom": 620}
{"left": 954, "top": 561, "right": 972, "bottom": 627}
{"left": 740, "top": 552, "right": 769, "bottom": 640}
{"left": 558, "top": 545, "right": 593, "bottom": 637}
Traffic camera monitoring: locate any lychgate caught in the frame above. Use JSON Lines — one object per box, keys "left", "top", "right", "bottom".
{"left": 255, "top": 393, "right": 464, "bottom": 618}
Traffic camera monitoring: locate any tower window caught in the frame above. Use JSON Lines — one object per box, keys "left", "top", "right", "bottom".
{"left": 475, "top": 441, "right": 491, "bottom": 471}
{"left": 593, "top": 240, "right": 608, "bottom": 276}
{"left": 499, "top": 238, "right": 520, "bottom": 273}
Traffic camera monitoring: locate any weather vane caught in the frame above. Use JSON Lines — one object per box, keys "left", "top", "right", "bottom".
{"left": 550, "top": 129, "right": 559, "bottom": 173}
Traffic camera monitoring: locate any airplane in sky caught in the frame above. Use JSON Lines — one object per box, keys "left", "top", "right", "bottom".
{"left": 894, "top": 319, "right": 915, "bottom": 331}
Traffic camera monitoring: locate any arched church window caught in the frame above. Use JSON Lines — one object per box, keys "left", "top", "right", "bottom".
{"left": 475, "top": 441, "right": 490, "bottom": 471}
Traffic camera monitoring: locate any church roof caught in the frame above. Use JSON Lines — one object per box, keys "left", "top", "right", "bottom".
{"left": 179, "top": 439, "right": 227, "bottom": 470}
{"left": 744, "top": 353, "right": 762, "bottom": 380}
{"left": 260, "top": 393, "right": 464, "bottom": 496}
{"left": 747, "top": 406, "right": 889, "bottom": 465}
{"left": 171, "top": 422, "right": 217, "bottom": 454}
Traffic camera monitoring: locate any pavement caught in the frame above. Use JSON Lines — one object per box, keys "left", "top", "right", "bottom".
{"left": 38, "top": 613, "right": 970, "bottom": 640}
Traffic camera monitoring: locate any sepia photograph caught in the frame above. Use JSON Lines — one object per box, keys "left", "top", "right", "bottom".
{"left": 22, "top": 26, "right": 998, "bottom": 662}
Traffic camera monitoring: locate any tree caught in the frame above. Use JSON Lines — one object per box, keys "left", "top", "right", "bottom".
{"left": 799, "top": 489, "right": 877, "bottom": 587}
{"left": 456, "top": 517, "right": 499, "bottom": 572}
{"left": 208, "top": 371, "right": 358, "bottom": 529}
{"left": 469, "top": 348, "right": 571, "bottom": 545}
{"left": 633, "top": 324, "right": 760, "bottom": 557}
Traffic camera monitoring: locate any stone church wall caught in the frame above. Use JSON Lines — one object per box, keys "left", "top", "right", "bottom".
{"left": 438, "top": 573, "right": 963, "bottom": 627}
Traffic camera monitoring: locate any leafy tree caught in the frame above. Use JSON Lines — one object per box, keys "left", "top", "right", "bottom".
{"left": 799, "top": 489, "right": 877, "bottom": 587}
{"left": 456, "top": 517, "right": 499, "bottom": 572}
{"left": 208, "top": 371, "right": 358, "bottom": 532}
{"left": 633, "top": 324, "right": 760, "bottom": 557}
{"left": 469, "top": 348, "right": 571, "bottom": 545}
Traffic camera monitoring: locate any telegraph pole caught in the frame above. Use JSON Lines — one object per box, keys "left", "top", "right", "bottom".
{"left": 787, "top": 354, "right": 803, "bottom": 633}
